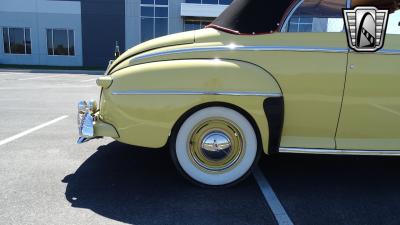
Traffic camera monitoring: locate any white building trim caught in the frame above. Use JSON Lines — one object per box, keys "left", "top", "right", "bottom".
{"left": 181, "top": 3, "right": 227, "bottom": 18}
{"left": 0, "top": 0, "right": 83, "bottom": 66}
{"left": 0, "top": 0, "right": 81, "bottom": 15}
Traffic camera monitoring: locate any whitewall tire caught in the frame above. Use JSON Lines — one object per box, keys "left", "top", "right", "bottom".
{"left": 170, "top": 106, "right": 259, "bottom": 187}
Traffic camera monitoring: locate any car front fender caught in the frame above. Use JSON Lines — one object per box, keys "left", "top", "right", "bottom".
{"left": 100, "top": 59, "right": 282, "bottom": 154}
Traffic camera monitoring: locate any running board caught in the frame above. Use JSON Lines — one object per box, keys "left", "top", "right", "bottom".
{"left": 279, "top": 147, "right": 400, "bottom": 156}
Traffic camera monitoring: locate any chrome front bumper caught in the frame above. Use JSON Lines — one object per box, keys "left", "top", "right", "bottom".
{"left": 77, "top": 100, "right": 97, "bottom": 144}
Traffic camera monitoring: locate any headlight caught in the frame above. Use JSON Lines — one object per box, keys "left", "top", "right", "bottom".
{"left": 96, "top": 76, "right": 113, "bottom": 89}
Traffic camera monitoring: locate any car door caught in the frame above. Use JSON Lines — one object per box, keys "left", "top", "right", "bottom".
{"left": 336, "top": 9, "right": 400, "bottom": 150}
{"left": 278, "top": 0, "right": 348, "bottom": 149}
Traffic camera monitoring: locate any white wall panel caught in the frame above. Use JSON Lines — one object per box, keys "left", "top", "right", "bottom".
{"left": 181, "top": 3, "right": 227, "bottom": 18}
{"left": 0, "top": 0, "right": 80, "bottom": 14}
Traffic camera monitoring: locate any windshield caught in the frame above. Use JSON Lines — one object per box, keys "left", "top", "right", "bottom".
{"left": 209, "top": 0, "right": 295, "bottom": 34}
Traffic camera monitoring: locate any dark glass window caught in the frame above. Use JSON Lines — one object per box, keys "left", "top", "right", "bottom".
{"left": 155, "top": 0, "right": 168, "bottom": 5}
{"left": 68, "top": 30, "right": 74, "bottom": 55}
{"left": 286, "top": 0, "right": 346, "bottom": 32}
{"left": 47, "top": 29, "right": 75, "bottom": 56}
{"left": 155, "top": 18, "right": 168, "bottom": 37}
{"left": 2, "top": 27, "right": 31, "bottom": 54}
{"left": 288, "top": 17, "right": 313, "bottom": 32}
{"left": 9, "top": 28, "right": 25, "bottom": 54}
{"left": 155, "top": 7, "right": 168, "bottom": 17}
{"left": 47, "top": 30, "right": 52, "bottom": 55}
{"left": 53, "top": 30, "right": 68, "bottom": 55}
{"left": 184, "top": 20, "right": 211, "bottom": 31}
{"left": 185, "top": 21, "right": 201, "bottom": 31}
{"left": 141, "top": 18, "right": 154, "bottom": 41}
{"left": 202, "top": 0, "right": 218, "bottom": 4}
{"left": 25, "top": 29, "right": 31, "bottom": 54}
{"left": 186, "top": 0, "right": 232, "bottom": 4}
{"left": 219, "top": 0, "right": 232, "bottom": 5}
{"left": 141, "top": 0, "right": 153, "bottom": 4}
{"left": 141, "top": 6, "right": 154, "bottom": 17}
{"left": 141, "top": 0, "right": 168, "bottom": 42}
{"left": 3, "top": 28, "right": 9, "bottom": 53}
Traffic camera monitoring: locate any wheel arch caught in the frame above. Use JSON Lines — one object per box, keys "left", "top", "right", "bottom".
{"left": 169, "top": 101, "right": 266, "bottom": 155}
{"left": 263, "top": 97, "right": 285, "bottom": 154}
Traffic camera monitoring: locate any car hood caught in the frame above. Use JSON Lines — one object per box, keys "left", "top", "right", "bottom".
{"left": 107, "top": 31, "right": 195, "bottom": 74}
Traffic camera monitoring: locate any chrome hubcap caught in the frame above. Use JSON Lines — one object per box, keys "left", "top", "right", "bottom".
{"left": 201, "top": 132, "right": 232, "bottom": 161}
{"left": 188, "top": 119, "right": 244, "bottom": 173}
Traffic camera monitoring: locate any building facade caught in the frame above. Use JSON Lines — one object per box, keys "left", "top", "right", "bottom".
{"left": 0, "top": 0, "right": 83, "bottom": 66}
{"left": 0, "top": 0, "right": 231, "bottom": 67}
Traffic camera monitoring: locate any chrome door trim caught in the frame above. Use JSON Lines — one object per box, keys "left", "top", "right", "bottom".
{"left": 112, "top": 90, "right": 282, "bottom": 97}
{"left": 346, "top": 0, "right": 351, "bottom": 9}
{"left": 279, "top": 147, "right": 400, "bottom": 156}
{"left": 133, "top": 45, "right": 400, "bottom": 62}
{"left": 349, "top": 49, "right": 400, "bottom": 55}
{"left": 233, "top": 46, "right": 348, "bottom": 53}
{"left": 376, "top": 49, "right": 400, "bottom": 55}
{"left": 280, "top": 0, "right": 304, "bottom": 32}
{"left": 281, "top": 0, "right": 353, "bottom": 32}
{"left": 132, "top": 45, "right": 349, "bottom": 61}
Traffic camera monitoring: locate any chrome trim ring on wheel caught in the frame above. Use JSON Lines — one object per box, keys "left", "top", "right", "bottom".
{"left": 174, "top": 106, "right": 258, "bottom": 186}
{"left": 188, "top": 119, "right": 245, "bottom": 173}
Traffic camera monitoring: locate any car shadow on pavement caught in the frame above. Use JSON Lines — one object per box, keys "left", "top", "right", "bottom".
{"left": 260, "top": 154, "right": 400, "bottom": 225}
{"left": 62, "top": 141, "right": 275, "bottom": 225}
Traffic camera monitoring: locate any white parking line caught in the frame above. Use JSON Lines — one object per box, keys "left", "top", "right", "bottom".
{"left": 253, "top": 166, "right": 294, "bottom": 225}
{"left": 0, "top": 72, "right": 31, "bottom": 75}
{"left": 18, "top": 74, "right": 65, "bottom": 81}
{"left": 0, "top": 73, "right": 39, "bottom": 80}
{"left": 79, "top": 78, "right": 98, "bottom": 83}
{"left": 0, "top": 115, "right": 69, "bottom": 146}
{"left": 0, "top": 85, "right": 96, "bottom": 90}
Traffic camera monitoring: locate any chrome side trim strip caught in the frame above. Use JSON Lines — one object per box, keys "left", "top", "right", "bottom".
{"left": 346, "top": 0, "right": 351, "bottom": 9}
{"left": 133, "top": 45, "right": 349, "bottom": 61}
{"left": 112, "top": 90, "right": 282, "bottom": 97}
{"left": 279, "top": 147, "right": 400, "bottom": 156}
{"left": 376, "top": 49, "right": 400, "bottom": 55}
{"left": 233, "top": 46, "right": 348, "bottom": 53}
{"left": 133, "top": 44, "right": 400, "bottom": 62}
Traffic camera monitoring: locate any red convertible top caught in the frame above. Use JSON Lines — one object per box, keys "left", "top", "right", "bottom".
{"left": 209, "top": 0, "right": 295, "bottom": 34}
{"left": 352, "top": 0, "right": 400, "bottom": 12}
{"left": 209, "top": 0, "right": 400, "bottom": 35}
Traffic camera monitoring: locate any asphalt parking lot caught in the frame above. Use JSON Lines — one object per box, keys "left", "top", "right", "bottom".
{"left": 1, "top": 69, "right": 400, "bottom": 225}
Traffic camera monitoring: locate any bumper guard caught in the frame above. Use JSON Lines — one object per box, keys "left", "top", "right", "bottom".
{"left": 77, "top": 100, "right": 119, "bottom": 144}
{"left": 77, "top": 100, "right": 97, "bottom": 144}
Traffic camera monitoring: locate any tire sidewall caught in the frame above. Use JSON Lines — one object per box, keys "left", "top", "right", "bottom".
{"left": 171, "top": 106, "right": 258, "bottom": 187}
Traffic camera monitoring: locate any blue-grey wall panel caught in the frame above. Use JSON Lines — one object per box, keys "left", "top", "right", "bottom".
{"left": 0, "top": 11, "right": 83, "bottom": 66}
{"left": 80, "top": 0, "right": 125, "bottom": 67}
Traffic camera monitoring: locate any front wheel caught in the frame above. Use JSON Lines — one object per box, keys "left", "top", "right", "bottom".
{"left": 170, "top": 106, "right": 259, "bottom": 187}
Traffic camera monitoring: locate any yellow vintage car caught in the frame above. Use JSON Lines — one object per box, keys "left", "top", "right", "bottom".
{"left": 77, "top": 0, "right": 400, "bottom": 187}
